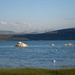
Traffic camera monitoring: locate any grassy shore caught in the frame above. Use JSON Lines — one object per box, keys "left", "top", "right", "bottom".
{"left": 0, "top": 68, "right": 75, "bottom": 75}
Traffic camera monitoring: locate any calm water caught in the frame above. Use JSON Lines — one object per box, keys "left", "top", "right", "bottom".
{"left": 0, "top": 40, "right": 75, "bottom": 69}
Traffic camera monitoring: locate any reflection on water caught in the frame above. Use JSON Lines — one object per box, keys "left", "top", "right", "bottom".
{"left": 0, "top": 40, "right": 75, "bottom": 69}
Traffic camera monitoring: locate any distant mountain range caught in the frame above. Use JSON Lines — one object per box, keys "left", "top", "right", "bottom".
{"left": 0, "top": 27, "right": 75, "bottom": 40}
{"left": 0, "top": 30, "right": 15, "bottom": 34}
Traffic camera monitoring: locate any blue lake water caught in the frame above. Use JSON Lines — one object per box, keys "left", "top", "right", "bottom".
{"left": 0, "top": 40, "right": 75, "bottom": 69}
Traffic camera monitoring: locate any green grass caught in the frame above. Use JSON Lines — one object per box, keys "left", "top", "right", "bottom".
{"left": 0, "top": 68, "right": 75, "bottom": 75}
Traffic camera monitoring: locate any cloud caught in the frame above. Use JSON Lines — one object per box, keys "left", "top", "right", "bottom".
{"left": 10, "top": 23, "right": 18, "bottom": 26}
{"left": 0, "top": 21, "right": 7, "bottom": 24}
{"left": 9, "top": 22, "right": 35, "bottom": 33}
{"left": 0, "top": 21, "right": 46, "bottom": 33}
{"left": 19, "top": 22, "right": 35, "bottom": 33}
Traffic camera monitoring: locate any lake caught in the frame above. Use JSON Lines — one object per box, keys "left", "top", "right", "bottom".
{"left": 0, "top": 40, "right": 75, "bottom": 69}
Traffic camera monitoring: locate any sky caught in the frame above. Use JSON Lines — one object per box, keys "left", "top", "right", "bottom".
{"left": 0, "top": 0, "right": 75, "bottom": 33}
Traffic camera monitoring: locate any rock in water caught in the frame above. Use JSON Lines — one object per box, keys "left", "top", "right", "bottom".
{"left": 16, "top": 42, "right": 28, "bottom": 47}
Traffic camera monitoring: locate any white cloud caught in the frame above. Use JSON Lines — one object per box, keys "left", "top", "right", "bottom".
{"left": 10, "top": 23, "right": 18, "bottom": 26}
{"left": 0, "top": 21, "right": 7, "bottom": 24}
{"left": 0, "top": 21, "right": 46, "bottom": 33}
{"left": 9, "top": 22, "right": 35, "bottom": 33}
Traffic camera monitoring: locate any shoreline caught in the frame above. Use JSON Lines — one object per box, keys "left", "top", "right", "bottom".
{"left": 0, "top": 68, "right": 75, "bottom": 75}
{"left": 0, "top": 66, "right": 75, "bottom": 69}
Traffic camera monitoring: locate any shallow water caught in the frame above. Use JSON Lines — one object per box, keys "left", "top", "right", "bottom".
{"left": 0, "top": 40, "right": 75, "bottom": 69}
